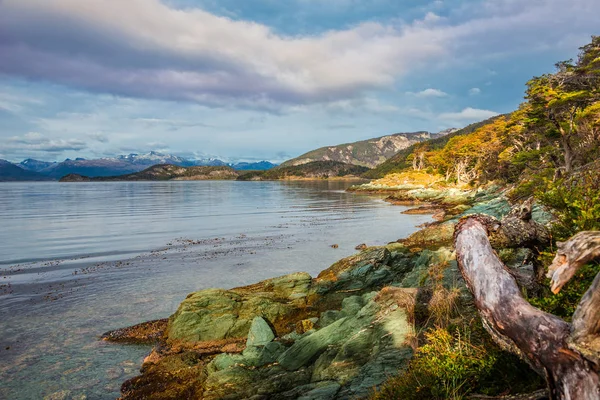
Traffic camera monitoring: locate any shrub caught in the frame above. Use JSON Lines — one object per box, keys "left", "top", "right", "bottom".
{"left": 371, "top": 325, "right": 543, "bottom": 400}
{"left": 538, "top": 168, "right": 600, "bottom": 240}
{"left": 371, "top": 325, "right": 542, "bottom": 400}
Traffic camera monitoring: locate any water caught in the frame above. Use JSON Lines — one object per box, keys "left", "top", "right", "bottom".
{"left": 0, "top": 181, "right": 431, "bottom": 400}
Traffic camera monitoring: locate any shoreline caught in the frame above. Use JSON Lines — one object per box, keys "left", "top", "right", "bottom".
{"left": 105, "top": 182, "right": 536, "bottom": 399}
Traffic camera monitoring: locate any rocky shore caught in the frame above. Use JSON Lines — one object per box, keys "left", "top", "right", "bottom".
{"left": 105, "top": 182, "right": 552, "bottom": 399}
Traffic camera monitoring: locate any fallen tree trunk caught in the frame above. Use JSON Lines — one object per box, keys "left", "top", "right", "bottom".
{"left": 454, "top": 216, "right": 600, "bottom": 400}
{"left": 548, "top": 231, "right": 600, "bottom": 365}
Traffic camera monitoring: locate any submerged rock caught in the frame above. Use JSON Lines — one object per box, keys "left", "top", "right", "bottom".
{"left": 101, "top": 319, "right": 168, "bottom": 344}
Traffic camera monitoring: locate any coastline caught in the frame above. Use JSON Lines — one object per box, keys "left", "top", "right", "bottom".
{"left": 106, "top": 182, "right": 550, "bottom": 399}
{"left": 2, "top": 180, "right": 433, "bottom": 400}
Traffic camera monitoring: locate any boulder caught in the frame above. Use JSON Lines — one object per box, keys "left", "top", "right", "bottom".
{"left": 246, "top": 316, "right": 275, "bottom": 347}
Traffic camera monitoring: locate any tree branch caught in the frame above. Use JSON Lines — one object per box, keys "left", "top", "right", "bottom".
{"left": 454, "top": 217, "right": 599, "bottom": 399}
{"left": 547, "top": 231, "right": 600, "bottom": 294}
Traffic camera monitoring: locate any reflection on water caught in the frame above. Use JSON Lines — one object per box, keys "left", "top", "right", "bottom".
{"left": 0, "top": 181, "right": 431, "bottom": 399}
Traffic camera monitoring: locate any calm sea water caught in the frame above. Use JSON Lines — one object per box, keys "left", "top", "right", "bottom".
{"left": 0, "top": 181, "right": 431, "bottom": 400}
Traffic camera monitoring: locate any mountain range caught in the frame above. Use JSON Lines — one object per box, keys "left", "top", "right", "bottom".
{"left": 280, "top": 129, "right": 457, "bottom": 169}
{"left": 0, "top": 152, "right": 278, "bottom": 181}
{"left": 0, "top": 159, "right": 54, "bottom": 182}
{"left": 0, "top": 128, "right": 457, "bottom": 181}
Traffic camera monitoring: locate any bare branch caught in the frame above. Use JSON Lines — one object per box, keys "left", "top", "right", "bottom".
{"left": 547, "top": 231, "right": 600, "bottom": 294}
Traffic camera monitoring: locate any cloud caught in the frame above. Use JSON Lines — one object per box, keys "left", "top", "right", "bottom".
{"left": 0, "top": 0, "right": 450, "bottom": 109}
{"left": 468, "top": 87, "right": 481, "bottom": 95}
{"left": 2, "top": 132, "right": 88, "bottom": 153}
{"left": 438, "top": 107, "right": 499, "bottom": 123}
{"left": 408, "top": 88, "right": 448, "bottom": 97}
{"left": 133, "top": 118, "right": 214, "bottom": 131}
{"left": 0, "top": 92, "right": 43, "bottom": 114}
{"left": 1, "top": 0, "right": 596, "bottom": 110}
{"left": 88, "top": 133, "right": 109, "bottom": 143}
{"left": 326, "top": 123, "right": 357, "bottom": 130}
{"left": 321, "top": 98, "right": 400, "bottom": 114}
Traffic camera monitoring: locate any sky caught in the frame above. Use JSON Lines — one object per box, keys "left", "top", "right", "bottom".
{"left": 0, "top": 0, "right": 598, "bottom": 163}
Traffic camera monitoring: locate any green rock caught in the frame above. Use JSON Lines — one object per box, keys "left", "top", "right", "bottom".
{"left": 340, "top": 296, "right": 364, "bottom": 317}
{"left": 278, "top": 299, "right": 381, "bottom": 371}
{"left": 166, "top": 272, "right": 313, "bottom": 344}
{"left": 259, "top": 341, "right": 287, "bottom": 365}
{"left": 241, "top": 345, "right": 263, "bottom": 366}
{"left": 277, "top": 317, "right": 351, "bottom": 371}
{"left": 246, "top": 316, "right": 275, "bottom": 347}
{"left": 318, "top": 310, "right": 341, "bottom": 328}
{"left": 207, "top": 353, "right": 246, "bottom": 373}
{"left": 297, "top": 382, "right": 341, "bottom": 400}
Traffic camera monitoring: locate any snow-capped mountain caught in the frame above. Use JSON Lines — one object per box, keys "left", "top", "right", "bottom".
{"left": 116, "top": 151, "right": 195, "bottom": 167}
{"left": 10, "top": 152, "right": 278, "bottom": 179}
{"left": 18, "top": 158, "right": 57, "bottom": 172}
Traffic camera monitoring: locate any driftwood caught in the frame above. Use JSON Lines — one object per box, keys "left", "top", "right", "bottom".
{"left": 548, "top": 231, "right": 600, "bottom": 365}
{"left": 468, "top": 199, "right": 550, "bottom": 250}
{"left": 454, "top": 215, "right": 600, "bottom": 400}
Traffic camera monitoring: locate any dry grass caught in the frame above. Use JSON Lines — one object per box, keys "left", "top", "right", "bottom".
{"left": 375, "top": 286, "right": 418, "bottom": 324}
{"left": 425, "top": 261, "right": 463, "bottom": 328}
{"left": 428, "top": 286, "right": 462, "bottom": 328}
{"left": 371, "top": 171, "right": 444, "bottom": 188}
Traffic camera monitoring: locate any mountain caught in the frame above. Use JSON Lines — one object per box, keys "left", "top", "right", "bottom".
{"left": 279, "top": 131, "right": 448, "bottom": 169}
{"left": 60, "top": 164, "right": 238, "bottom": 182}
{"left": 34, "top": 152, "right": 269, "bottom": 178}
{"left": 18, "top": 159, "right": 57, "bottom": 172}
{"left": 362, "top": 116, "right": 506, "bottom": 179}
{"left": 231, "top": 161, "right": 278, "bottom": 171}
{"left": 237, "top": 161, "right": 369, "bottom": 181}
{"left": 116, "top": 151, "right": 196, "bottom": 167}
{"left": 0, "top": 159, "right": 53, "bottom": 181}
{"left": 40, "top": 158, "right": 144, "bottom": 178}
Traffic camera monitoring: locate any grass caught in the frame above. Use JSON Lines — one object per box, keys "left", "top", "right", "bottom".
{"left": 369, "top": 171, "right": 444, "bottom": 188}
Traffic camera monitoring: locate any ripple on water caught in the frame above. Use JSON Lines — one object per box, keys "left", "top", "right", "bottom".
{"left": 0, "top": 181, "right": 432, "bottom": 399}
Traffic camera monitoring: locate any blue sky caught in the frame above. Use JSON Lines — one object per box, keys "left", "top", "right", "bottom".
{"left": 0, "top": 0, "right": 598, "bottom": 162}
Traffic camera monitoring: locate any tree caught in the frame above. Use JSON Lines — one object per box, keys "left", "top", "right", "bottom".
{"left": 524, "top": 37, "right": 600, "bottom": 175}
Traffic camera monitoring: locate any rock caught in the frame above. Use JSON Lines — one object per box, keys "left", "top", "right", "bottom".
{"left": 401, "top": 222, "right": 456, "bottom": 247}
{"left": 246, "top": 317, "right": 275, "bottom": 347}
{"left": 297, "top": 382, "right": 341, "bottom": 400}
{"left": 167, "top": 272, "right": 314, "bottom": 344}
{"left": 259, "top": 341, "right": 287, "bottom": 365}
{"left": 398, "top": 247, "right": 454, "bottom": 288}
{"left": 278, "top": 298, "right": 383, "bottom": 371}
{"left": 43, "top": 391, "right": 70, "bottom": 400}
{"left": 101, "top": 319, "right": 168, "bottom": 344}
{"left": 296, "top": 319, "right": 316, "bottom": 334}
{"left": 207, "top": 353, "right": 246, "bottom": 373}
{"left": 355, "top": 243, "right": 367, "bottom": 250}
{"left": 319, "top": 310, "right": 342, "bottom": 328}
{"left": 340, "top": 296, "right": 365, "bottom": 317}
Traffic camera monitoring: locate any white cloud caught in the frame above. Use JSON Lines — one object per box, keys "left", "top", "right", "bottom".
{"left": 0, "top": 0, "right": 596, "bottom": 110}
{"left": 439, "top": 107, "right": 499, "bottom": 123}
{"left": 408, "top": 88, "right": 448, "bottom": 97}
{"left": 468, "top": 87, "right": 481, "bottom": 95}
{"left": 3, "top": 132, "right": 88, "bottom": 153}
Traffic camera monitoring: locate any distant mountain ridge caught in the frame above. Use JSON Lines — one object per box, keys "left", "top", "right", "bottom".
{"left": 0, "top": 159, "right": 54, "bottom": 182}
{"left": 18, "top": 159, "right": 57, "bottom": 172}
{"left": 279, "top": 130, "right": 456, "bottom": 169}
{"left": 0, "top": 152, "right": 278, "bottom": 180}
{"left": 238, "top": 161, "right": 370, "bottom": 181}
{"left": 60, "top": 164, "right": 239, "bottom": 182}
